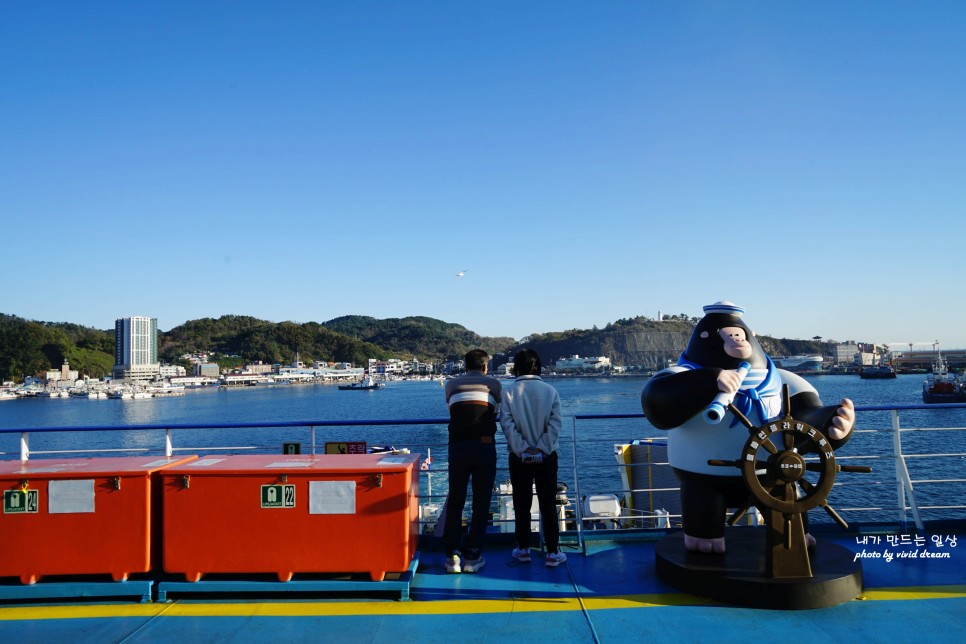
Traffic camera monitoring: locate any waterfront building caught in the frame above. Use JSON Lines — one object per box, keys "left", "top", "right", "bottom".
{"left": 554, "top": 355, "right": 612, "bottom": 372}
{"left": 368, "top": 358, "right": 407, "bottom": 377}
{"left": 160, "top": 365, "right": 187, "bottom": 379}
{"left": 242, "top": 361, "right": 274, "bottom": 376}
{"left": 44, "top": 361, "right": 79, "bottom": 384}
{"left": 112, "top": 316, "right": 160, "bottom": 381}
{"left": 834, "top": 343, "right": 859, "bottom": 366}
{"left": 892, "top": 348, "right": 966, "bottom": 371}
{"left": 195, "top": 363, "right": 221, "bottom": 378}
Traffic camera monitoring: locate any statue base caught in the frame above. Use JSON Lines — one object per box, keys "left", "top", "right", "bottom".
{"left": 654, "top": 529, "right": 862, "bottom": 609}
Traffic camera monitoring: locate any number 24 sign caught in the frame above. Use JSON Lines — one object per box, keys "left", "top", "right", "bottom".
{"left": 4, "top": 489, "right": 39, "bottom": 514}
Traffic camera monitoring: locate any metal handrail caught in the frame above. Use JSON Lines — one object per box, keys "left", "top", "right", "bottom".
{"left": 3, "top": 404, "right": 966, "bottom": 538}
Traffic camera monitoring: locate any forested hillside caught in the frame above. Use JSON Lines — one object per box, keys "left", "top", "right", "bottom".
{"left": 1, "top": 311, "right": 838, "bottom": 381}
{"left": 0, "top": 314, "right": 114, "bottom": 381}
{"left": 323, "top": 315, "right": 514, "bottom": 361}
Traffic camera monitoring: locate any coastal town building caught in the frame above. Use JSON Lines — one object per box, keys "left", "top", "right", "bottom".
{"left": 275, "top": 360, "right": 363, "bottom": 382}
{"left": 159, "top": 365, "right": 187, "bottom": 379}
{"left": 195, "top": 363, "right": 221, "bottom": 378}
{"left": 366, "top": 358, "right": 435, "bottom": 377}
{"left": 44, "top": 361, "right": 79, "bottom": 384}
{"left": 242, "top": 361, "right": 274, "bottom": 376}
{"left": 834, "top": 343, "right": 859, "bottom": 366}
{"left": 553, "top": 355, "right": 612, "bottom": 373}
{"left": 112, "top": 316, "right": 161, "bottom": 381}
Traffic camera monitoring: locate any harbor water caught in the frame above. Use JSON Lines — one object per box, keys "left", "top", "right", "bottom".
{"left": 2, "top": 375, "right": 964, "bottom": 524}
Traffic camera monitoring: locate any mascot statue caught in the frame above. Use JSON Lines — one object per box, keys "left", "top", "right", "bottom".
{"left": 641, "top": 301, "right": 855, "bottom": 554}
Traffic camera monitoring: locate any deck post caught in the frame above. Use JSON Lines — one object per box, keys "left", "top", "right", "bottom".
{"left": 20, "top": 432, "right": 29, "bottom": 462}
{"left": 892, "top": 410, "right": 924, "bottom": 531}
{"left": 571, "top": 416, "right": 586, "bottom": 554}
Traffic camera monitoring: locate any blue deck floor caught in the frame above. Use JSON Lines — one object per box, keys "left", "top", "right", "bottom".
{"left": 2, "top": 531, "right": 965, "bottom": 643}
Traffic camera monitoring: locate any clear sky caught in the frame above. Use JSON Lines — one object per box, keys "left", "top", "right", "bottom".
{"left": 2, "top": 2, "right": 965, "bottom": 350}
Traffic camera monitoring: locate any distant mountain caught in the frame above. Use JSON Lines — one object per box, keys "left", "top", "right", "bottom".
{"left": 323, "top": 315, "right": 515, "bottom": 362}
{"left": 159, "top": 315, "right": 391, "bottom": 367}
{"left": 504, "top": 315, "right": 832, "bottom": 371}
{"left": 504, "top": 316, "right": 694, "bottom": 370}
{"left": 0, "top": 311, "right": 841, "bottom": 382}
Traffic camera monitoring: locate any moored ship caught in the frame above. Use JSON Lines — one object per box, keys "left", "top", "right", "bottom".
{"left": 922, "top": 347, "right": 966, "bottom": 403}
{"left": 769, "top": 354, "right": 824, "bottom": 373}
{"left": 860, "top": 365, "right": 897, "bottom": 379}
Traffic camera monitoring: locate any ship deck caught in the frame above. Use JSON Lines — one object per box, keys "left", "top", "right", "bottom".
{"left": 2, "top": 527, "right": 964, "bottom": 643}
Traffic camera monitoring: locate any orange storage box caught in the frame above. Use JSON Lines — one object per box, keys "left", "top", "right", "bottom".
{"left": 0, "top": 455, "right": 198, "bottom": 585}
{"left": 160, "top": 453, "right": 420, "bottom": 582}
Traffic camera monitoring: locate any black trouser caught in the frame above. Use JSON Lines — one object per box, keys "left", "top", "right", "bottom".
{"left": 443, "top": 439, "right": 497, "bottom": 558}
{"left": 508, "top": 451, "right": 560, "bottom": 553}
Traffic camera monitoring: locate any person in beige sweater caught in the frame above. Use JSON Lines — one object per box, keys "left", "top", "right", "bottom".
{"left": 500, "top": 349, "right": 566, "bottom": 567}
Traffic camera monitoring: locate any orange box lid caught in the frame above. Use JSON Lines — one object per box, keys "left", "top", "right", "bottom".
{"left": 0, "top": 455, "right": 199, "bottom": 479}
{"left": 160, "top": 453, "right": 420, "bottom": 475}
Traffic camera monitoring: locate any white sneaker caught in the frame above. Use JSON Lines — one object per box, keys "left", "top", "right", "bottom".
{"left": 462, "top": 555, "right": 485, "bottom": 573}
{"left": 445, "top": 553, "right": 461, "bottom": 574}
{"left": 512, "top": 547, "right": 531, "bottom": 562}
{"left": 545, "top": 551, "right": 568, "bottom": 567}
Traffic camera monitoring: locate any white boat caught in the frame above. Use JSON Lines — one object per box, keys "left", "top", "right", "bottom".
{"left": 147, "top": 384, "right": 186, "bottom": 397}
{"left": 338, "top": 376, "right": 384, "bottom": 391}
{"left": 35, "top": 389, "right": 70, "bottom": 398}
{"left": 769, "top": 355, "right": 824, "bottom": 372}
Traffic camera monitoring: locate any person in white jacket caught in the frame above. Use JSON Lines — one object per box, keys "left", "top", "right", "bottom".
{"left": 500, "top": 349, "right": 566, "bottom": 567}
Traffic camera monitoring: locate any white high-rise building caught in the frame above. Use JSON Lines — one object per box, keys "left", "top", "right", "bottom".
{"left": 113, "top": 316, "right": 160, "bottom": 381}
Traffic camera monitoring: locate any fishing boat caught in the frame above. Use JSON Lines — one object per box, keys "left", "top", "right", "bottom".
{"left": 860, "top": 364, "right": 897, "bottom": 379}
{"left": 0, "top": 401, "right": 964, "bottom": 639}
{"left": 338, "top": 375, "right": 384, "bottom": 390}
{"left": 922, "top": 345, "right": 966, "bottom": 403}
{"left": 145, "top": 384, "right": 186, "bottom": 397}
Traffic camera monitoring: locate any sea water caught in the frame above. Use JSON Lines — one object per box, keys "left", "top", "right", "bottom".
{"left": 1, "top": 375, "right": 964, "bottom": 523}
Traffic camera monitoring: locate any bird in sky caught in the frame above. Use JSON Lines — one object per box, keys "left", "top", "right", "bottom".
{"left": 453, "top": 270, "right": 468, "bottom": 280}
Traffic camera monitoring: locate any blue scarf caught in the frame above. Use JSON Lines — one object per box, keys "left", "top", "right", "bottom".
{"left": 676, "top": 353, "right": 783, "bottom": 426}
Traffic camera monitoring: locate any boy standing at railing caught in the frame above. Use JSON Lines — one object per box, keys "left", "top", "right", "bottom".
{"left": 442, "top": 349, "right": 502, "bottom": 573}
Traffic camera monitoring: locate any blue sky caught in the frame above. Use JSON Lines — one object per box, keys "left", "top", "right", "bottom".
{"left": 2, "top": 2, "right": 965, "bottom": 350}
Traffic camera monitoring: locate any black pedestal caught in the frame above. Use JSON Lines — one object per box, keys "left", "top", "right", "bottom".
{"left": 655, "top": 529, "right": 862, "bottom": 610}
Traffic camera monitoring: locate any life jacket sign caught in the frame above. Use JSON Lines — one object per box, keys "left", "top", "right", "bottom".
{"left": 4, "top": 489, "right": 39, "bottom": 514}
{"left": 261, "top": 484, "right": 296, "bottom": 509}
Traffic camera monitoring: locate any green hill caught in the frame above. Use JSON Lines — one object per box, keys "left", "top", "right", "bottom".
{"left": 0, "top": 311, "right": 841, "bottom": 382}
{"left": 323, "top": 315, "right": 515, "bottom": 362}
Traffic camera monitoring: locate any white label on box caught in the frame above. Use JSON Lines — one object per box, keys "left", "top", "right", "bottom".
{"left": 141, "top": 459, "right": 177, "bottom": 468}
{"left": 189, "top": 459, "right": 225, "bottom": 467}
{"left": 378, "top": 456, "right": 409, "bottom": 465}
{"left": 309, "top": 480, "right": 356, "bottom": 514}
{"left": 48, "top": 479, "right": 95, "bottom": 514}
{"left": 266, "top": 461, "right": 314, "bottom": 468}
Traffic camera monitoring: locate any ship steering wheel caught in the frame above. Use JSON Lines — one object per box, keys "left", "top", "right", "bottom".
{"left": 709, "top": 385, "right": 869, "bottom": 528}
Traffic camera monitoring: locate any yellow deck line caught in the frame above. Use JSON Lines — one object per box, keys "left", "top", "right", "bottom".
{"left": 2, "top": 586, "right": 965, "bottom": 622}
